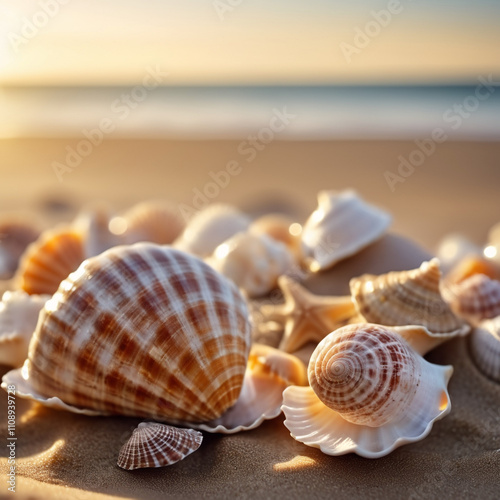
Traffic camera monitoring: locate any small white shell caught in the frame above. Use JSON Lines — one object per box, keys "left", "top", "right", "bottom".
{"left": 469, "top": 317, "right": 500, "bottom": 383}
{"left": 301, "top": 190, "right": 391, "bottom": 272}
{"left": 282, "top": 323, "right": 452, "bottom": 458}
{"left": 117, "top": 422, "right": 203, "bottom": 470}
{"left": 206, "top": 232, "right": 293, "bottom": 298}
{"left": 174, "top": 204, "right": 250, "bottom": 258}
{"left": 0, "top": 291, "right": 49, "bottom": 367}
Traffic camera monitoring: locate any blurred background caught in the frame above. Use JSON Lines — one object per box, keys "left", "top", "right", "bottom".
{"left": 0, "top": 0, "right": 499, "bottom": 249}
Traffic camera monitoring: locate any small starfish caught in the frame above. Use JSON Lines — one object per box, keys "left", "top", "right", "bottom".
{"left": 261, "top": 275, "right": 357, "bottom": 353}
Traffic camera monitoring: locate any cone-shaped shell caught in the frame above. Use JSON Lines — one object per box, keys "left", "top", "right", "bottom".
{"left": 301, "top": 190, "right": 391, "bottom": 272}
{"left": 0, "top": 290, "right": 49, "bottom": 367}
{"left": 117, "top": 422, "right": 203, "bottom": 470}
{"left": 350, "top": 258, "right": 469, "bottom": 337}
{"left": 4, "top": 244, "right": 251, "bottom": 424}
{"left": 445, "top": 274, "right": 500, "bottom": 325}
{"left": 469, "top": 317, "right": 500, "bottom": 383}
{"left": 282, "top": 323, "right": 453, "bottom": 458}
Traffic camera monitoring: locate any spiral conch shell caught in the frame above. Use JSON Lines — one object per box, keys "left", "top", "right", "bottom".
{"left": 282, "top": 324, "right": 452, "bottom": 458}
{"left": 350, "top": 258, "right": 470, "bottom": 354}
{"left": 301, "top": 190, "right": 391, "bottom": 272}
{"left": 469, "top": 316, "right": 500, "bottom": 383}
{"left": 3, "top": 244, "right": 251, "bottom": 424}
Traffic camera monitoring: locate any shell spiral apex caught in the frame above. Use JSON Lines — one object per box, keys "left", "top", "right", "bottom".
{"left": 9, "top": 243, "right": 251, "bottom": 424}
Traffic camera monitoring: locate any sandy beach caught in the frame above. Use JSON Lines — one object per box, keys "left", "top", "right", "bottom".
{"left": 1, "top": 138, "right": 499, "bottom": 499}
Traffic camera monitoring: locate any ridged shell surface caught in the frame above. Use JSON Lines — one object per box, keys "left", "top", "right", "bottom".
{"left": 301, "top": 190, "right": 391, "bottom": 271}
{"left": 350, "top": 258, "right": 468, "bottom": 336}
{"left": 22, "top": 243, "right": 251, "bottom": 423}
{"left": 469, "top": 317, "right": 500, "bottom": 383}
{"left": 117, "top": 422, "right": 203, "bottom": 470}
{"left": 446, "top": 274, "right": 500, "bottom": 325}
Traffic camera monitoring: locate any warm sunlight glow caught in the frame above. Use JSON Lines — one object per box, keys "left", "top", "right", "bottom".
{"left": 273, "top": 455, "right": 317, "bottom": 471}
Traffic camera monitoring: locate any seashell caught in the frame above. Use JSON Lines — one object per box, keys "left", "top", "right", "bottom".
{"left": 435, "top": 234, "right": 483, "bottom": 274}
{"left": 14, "top": 224, "right": 86, "bottom": 295}
{"left": 350, "top": 258, "right": 470, "bottom": 342}
{"left": 282, "top": 323, "right": 453, "bottom": 458}
{"left": 249, "top": 214, "right": 303, "bottom": 263}
{"left": 206, "top": 232, "right": 294, "bottom": 298}
{"left": 3, "top": 243, "right": 251, "bottom": 424}
{"left": 469, "top": 317, "right": 500, "bottom": 383}
{"left": 194, "top": 343, "right": 307, "bottom": 433}
{"left": 0, "top": 219, "right": 41, "bottom": 279}
{"left": 117, "top": 422, "right": 203, "bottom": 470}
{"left": 260, "top": 275, "right": 357, "bottom": 353}
{"left": 444, "top": 274, "right": 500, "bottom": 326}
{"left": 173, "top": 204, "right": 250, "bottom": 258}
{"left": 445, "top": 254, "right": 500, "bottom": 285}
{"left": 301, "top": 190, "right": 391, "bottom": 272}
{"left": 0, "top": 290, "right": 49, "bottom": 367}
{"left": 114, "top": 200, "right": 185, "bottom": 245}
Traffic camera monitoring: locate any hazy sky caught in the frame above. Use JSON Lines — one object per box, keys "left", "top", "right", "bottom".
{"left": 0, "top": 0, "right": 499, "bottom": 85}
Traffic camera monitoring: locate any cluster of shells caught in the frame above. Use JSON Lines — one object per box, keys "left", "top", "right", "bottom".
{"left": 1, "top": 191, "right": 499, "bottom": 468}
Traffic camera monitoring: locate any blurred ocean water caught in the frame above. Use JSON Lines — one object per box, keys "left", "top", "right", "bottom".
{"left": 1, "top": 84, "right": 499, "bottom": 140}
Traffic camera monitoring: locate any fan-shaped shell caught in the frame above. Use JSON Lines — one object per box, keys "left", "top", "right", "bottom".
{"left": 206, "top": 232, "right": 293, "bottom": 298}
{"left": 174, "top": 204, "right": 250, "bottom": 258}
{"left": 350, "top": 258, "right": 469, "bottom": 338}
{"left": 117, "top": 422, "right": 203, "bottom": 470}
{"left": 4, "top": 244, "right": 251, "bottom": 424}
{"left": 469, "top": 317, "right": 500, "bottom": 383}
{"left": 301, "top": 190, "right": 391, "bottom": 272}
{"left": 0, "top": 290, "right": 49, "bottom": 367}
{"left": 117, "top": 200, "right": 185, "bottom": 245}
{"left": 444, "top": 274, "right": 500, "bottom": 325}
{"left": 282, "top": 323, "right": 452, "bottom": 458}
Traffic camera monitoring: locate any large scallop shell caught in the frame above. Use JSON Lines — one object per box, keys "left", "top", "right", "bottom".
{"left": 206, "top": 232, "right": 293, "bottom": 298}
{"left": 174, "top": 204, "right": 250, "bottom": 258}
{"left": 350, "top": 258, "right": 469, "bottom": 339}
{"left": 3, "top": 244, "right": 251, "bottom": 424}
{"left": 282, "top": 323, "right": 452, "bottom": 458}
{"left": 117, "top": 422, "right": 203, "bottom": 470}
{"left": 444, "top": 274, "right": 500, "bottom": 326}
{"left": 301, "top": 190, "right": 391, "bottom": 272}
{"left": 469, "top": 317, "right": 500, "bottom": 383}
{"left": 0, "top": 290, "right": 49, "bottom": 367}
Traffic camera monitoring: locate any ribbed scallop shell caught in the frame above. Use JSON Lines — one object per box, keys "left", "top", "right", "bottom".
{"left": 282, "top": 323, "right": 453, "bottom": 458}
{"left": 119, "top": 201, "right": 185, "bottom": 245}
{"left": 117, "top": 422, "right": 203, "bottom": 470}
{"left": 174, "top": 204, "right": 250, "bottom": 258}
{"left": 0, "top": 290, "right": 49, "bottom": 367}
{"left": 301, "top": 190, "right": 391, "bottom": 272}
{"left": 206, "top": 232, "right": 293, "bottom": 298}
{"left": 4, "top": 244, "right": 251, "bottom": 423}
{"left": 469, "top": 317, "right": 500, "bottom": 382}
{"left": 350, "top": 258, "right": 469, "bottom": 337}
{"left": 445, "top": 274, "right": 500, "bottom": 325}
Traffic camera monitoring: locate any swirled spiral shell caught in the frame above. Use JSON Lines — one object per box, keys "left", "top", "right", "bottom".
{"left": 469, "top": 317, "right": 500, "bottom": 383}
{"left": 117, "top": 422, "right": 203, "bottom": 470}
{"left": 308, "top": 324, "right": 420, "bottom": 427}
{"left": 5, "top": 243, "right": 251, "bottom": 424}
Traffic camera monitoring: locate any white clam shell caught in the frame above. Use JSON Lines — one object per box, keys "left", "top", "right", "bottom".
{"left": 206, "top": 232, "right": 294, "bottom": 298}
{"left": 301, "top": 190, "right": 391, "bottom": 272}
{"left": 173, "top": 204, "right": 251, "bottom": 258}
{"left": 0, "top": 290, "right": 49, "bottom": 367}
{"left": 469, "top": 317, "right": 500, "bottom": 383}
{"left": 282, "top": 323, "right": 452, "bottom": 458}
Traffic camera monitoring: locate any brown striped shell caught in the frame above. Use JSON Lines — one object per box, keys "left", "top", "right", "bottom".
{"left": 350, "top": 258, "right": 469, "bottom": 337}
{"left": 117, "top": 422, "right": 203, "bottom": 470}
{"left": 469, "top": 317, "right": 500, "bottom": 383}
{"left": 282, "top": 323, "right": 453, "bottom": 457}
{"left": 12, "top": 243, "right": 251, "bottom": 423}
{"left": 445, "top": 274, "right": 500, "bottom": 325}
